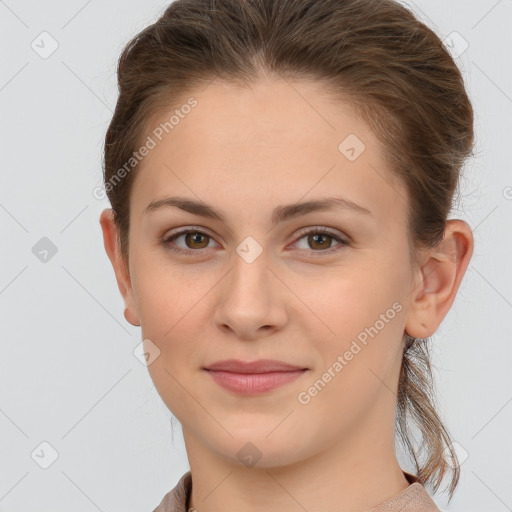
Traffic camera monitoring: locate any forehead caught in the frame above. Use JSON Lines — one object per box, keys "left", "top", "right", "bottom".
{"left": 130, "top": 78, "right": 407, "bottom": 224}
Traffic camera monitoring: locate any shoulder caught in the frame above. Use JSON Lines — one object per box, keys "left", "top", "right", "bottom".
{"left": 368, "top": 472, "right": 441, "bottom": 512}
{"left": 152, "top": 471, "right": 192, "bottom": 512}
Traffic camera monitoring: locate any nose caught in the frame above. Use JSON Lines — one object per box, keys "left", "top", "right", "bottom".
{"left": 214, "top": 248, "right": 288, "bottom": 341}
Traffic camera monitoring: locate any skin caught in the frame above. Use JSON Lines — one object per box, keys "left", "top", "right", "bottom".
{"left": 100, "top": 77, "right": 473, "bottom": 512}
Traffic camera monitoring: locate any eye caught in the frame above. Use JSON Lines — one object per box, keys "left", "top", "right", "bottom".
{"left": 161, "top": 228, "right": 218, "bottom": 255}
{"left": 160, "top": 226, "right": 350, "bottom": 256}
{"left": 290, "top": 227, "right": 349, "bottom": 255}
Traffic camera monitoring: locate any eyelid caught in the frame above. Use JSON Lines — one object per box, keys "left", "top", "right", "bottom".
{"left": 162, "top": 225, "right": 218, "bottom": 242}
{"left": 291, "top": 225, "right": 350, "bottom": 244}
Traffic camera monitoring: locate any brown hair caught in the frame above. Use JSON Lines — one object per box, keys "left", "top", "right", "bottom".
{"left": 103, "top": 0, "right": 474, "bottom": 499}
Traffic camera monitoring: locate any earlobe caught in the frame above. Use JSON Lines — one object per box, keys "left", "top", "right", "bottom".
{"left": 124, "top": 307, "right": 140, "bottom": 326}
{"left": 99, "top": 208, "right": 141, "bottom": 327}
{"left": 405, "top": 219, "right": 474, "bottom": 340}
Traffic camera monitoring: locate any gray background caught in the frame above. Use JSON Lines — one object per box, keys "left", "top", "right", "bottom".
{"left": 0, "top": 0, "right": 511, "bottom": 510}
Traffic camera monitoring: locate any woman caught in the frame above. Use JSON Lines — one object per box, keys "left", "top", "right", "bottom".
{"left": 99, "top": 0, "right": 474, "bottom": 510}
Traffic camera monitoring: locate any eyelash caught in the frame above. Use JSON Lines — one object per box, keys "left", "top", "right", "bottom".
{"left": 161, "top": 226, "right": 350, "bottom": 256}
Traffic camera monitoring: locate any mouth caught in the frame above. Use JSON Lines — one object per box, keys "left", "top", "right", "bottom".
{"left": 202, "top": 359, "right": 309, "bottom": 395}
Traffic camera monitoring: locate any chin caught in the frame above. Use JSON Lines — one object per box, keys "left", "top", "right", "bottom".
{"left": 203, "top": 431, "right": 313, "bottom": 470}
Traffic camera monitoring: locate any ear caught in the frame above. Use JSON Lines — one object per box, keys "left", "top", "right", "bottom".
{"left": 405, "top": 219, "right": 474, "bottom": 339}
{"left": 99, "top": 208, "right": 141, "bottom": 327}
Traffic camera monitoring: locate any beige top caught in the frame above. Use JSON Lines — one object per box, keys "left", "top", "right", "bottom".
{"left": 152, "top": 470, "right": 441, "bottom": 511}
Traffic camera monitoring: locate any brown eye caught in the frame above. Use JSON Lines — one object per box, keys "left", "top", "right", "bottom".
{"left": 292, "top": 228, "right": 349, "bottom": 254}
{"left": 162, "top": 229, "right": 216, "bottom": 254}
{"left": 183, "top": 231, "right": 210, "bottom": 249}
{"left": 307, "top": 232, "right": 334, "bottom": 250}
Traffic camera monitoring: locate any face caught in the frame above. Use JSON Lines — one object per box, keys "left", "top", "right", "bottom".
{"left": 111, "top": 78, "right": 422, "bottom": 468}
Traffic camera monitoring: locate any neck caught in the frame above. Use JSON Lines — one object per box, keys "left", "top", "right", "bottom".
{"left": 183, "top": 408, "right": 410, "bottom": 512}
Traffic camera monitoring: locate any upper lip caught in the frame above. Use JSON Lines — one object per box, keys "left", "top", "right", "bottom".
{"left": 203, "top": 359, "right": 307, "bottom": 374}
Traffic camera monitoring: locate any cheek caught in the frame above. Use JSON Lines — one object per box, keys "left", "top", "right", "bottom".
{"left": 130, "top": 249, "right": 208, "bottom": 336}
{"left": 135, "top": 266, "right": 209, "bottom": 422}
{"left": 130, "top": 254, "right": 216, "bottom": 385}
{"left": 298, "top": 267, "right": 402, "bottom": 337}
{"left": 295, "top": 279, "right": 405, "bottom": 430}
{"left": 301, "top": 268, "right": 407, "bottom": 384}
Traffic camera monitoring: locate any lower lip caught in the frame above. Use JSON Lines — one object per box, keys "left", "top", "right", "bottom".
{"left": 205, "top": 370, "right": 307, "bottom": 395}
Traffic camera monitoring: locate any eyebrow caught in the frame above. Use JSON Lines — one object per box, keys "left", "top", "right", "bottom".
{"left": 145, "top": 195, "right": 373, "bottom": 225}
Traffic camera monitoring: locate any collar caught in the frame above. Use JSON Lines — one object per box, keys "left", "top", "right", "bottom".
{"left": 152, "top": 470, "right": 440, "bottom": 512}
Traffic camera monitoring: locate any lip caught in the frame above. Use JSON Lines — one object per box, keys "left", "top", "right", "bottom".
{"left": 203, "top": 359, "right": 309, "bottom": 395}
{"left": 203, "top": 359, "right": 307, "bottom": 373}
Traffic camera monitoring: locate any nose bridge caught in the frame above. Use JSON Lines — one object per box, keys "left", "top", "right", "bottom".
{"left": 229, "top": 236, "right": 272, "bottom": 302}
{"left": 214, "top": 236, "right": 287, "bottom": 337}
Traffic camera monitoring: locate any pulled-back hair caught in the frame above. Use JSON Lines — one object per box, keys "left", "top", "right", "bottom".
{"left": 103, "top": 0, "right": 474, "bottom": 499}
